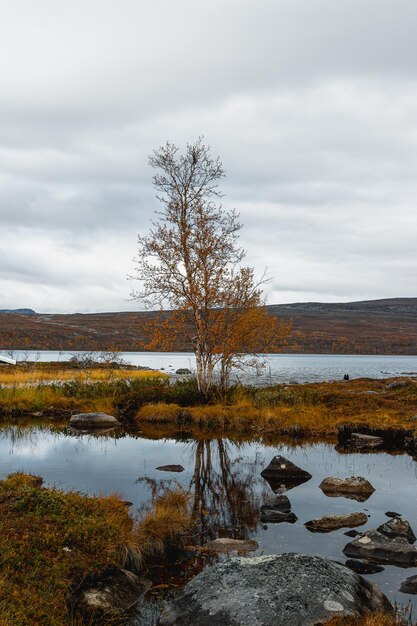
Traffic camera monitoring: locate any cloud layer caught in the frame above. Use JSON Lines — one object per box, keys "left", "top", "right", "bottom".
{"left": 1, "top": 0, "right": 416, "bottom": 312}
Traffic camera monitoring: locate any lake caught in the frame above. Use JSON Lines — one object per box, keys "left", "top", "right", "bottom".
{"left": 3, "top": 350, "right": 417, "bottom": 385}
{"left": 1, "top": 424, "right": 416, "bottom": 618}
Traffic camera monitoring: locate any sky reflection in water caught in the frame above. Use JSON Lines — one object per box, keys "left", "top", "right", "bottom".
{"left": 0, "top": 425, "right": 416, "bottom": 614}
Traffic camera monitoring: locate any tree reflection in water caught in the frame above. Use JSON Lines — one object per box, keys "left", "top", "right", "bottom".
{"left": 190, "top": 438, "right": 269, "bottom": 545}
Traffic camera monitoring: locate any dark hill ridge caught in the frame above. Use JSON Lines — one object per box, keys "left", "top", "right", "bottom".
{"left": 0, "top": 308, "right": 36, "bottom": 315}
{"left": 0, "top": 298, "right": 416, "bottom": 354}
{"left": 269, "top": 298, "right": 417, "bottom": 314}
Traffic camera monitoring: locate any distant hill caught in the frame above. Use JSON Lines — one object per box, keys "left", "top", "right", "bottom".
{"left": 0, "top": 298, "right": 416, "bottom": 354}
{"left": 0, "top": 309, "right": 36, "bottom": 315}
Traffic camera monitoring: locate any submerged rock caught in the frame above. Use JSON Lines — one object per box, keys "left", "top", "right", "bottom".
{"left": 305, "top": 512, "right": 367, "bottom": 533}
{"left": 344, "top": 433, "right": 384, "bottom": 450}
{"left": 260, "top": 494, "right": 297, "bottom": 524}
{"left": 204, "top": 538, "right": 258, "bottom": 553}
{"left": 345, "top": 559, "right": 384, "bottom": 575}
{"left": 343, "top": 517, "right": 417, "bottom": 566}
{"left": 78, "top": 565, "right": 151, "bottom": 613}
{"left": 260, "top": 455, "right": 312, "bottom": 491}
{"left": 385, "top": 511, "right": 401, "bottom": 518}
{"left": 400, "top": 574, "right": 417, "bottom": 594}
{"left": 344, "top": 529, "right": 363, "bottom": 538}
{"left": 70, "top": 412, "right": 121, "bottom": 429}
{"left": 156, "top": 465, "right": 185, "bottom": 473}
{"left": 319, "top": 476, "right": 375, "bottom": 502}
{"left": 158, "top": 553, "right": 393, "bottom": 625}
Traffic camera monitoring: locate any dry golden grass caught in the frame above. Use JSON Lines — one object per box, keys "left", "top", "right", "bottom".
{"left": 324, "top": 611, "right": 402, "bottom": 625}
{"left": 0, "top": 385, "right": 115, "bottom": 416}
{"left": 121, "top": 489, "right": 190, "bottom": 570}
{"left": 136, "top": 402, "right": 185, "bottom": 423}
{"left": 133, "top": 378, "right": 417, "bottom": 438}
{"left": 0, "top": 367, "right": 164, "bottom": 386}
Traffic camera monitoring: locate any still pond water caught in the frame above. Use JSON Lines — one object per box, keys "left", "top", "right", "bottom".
{"left": 4, "top": 350, "right": 417, "bottom": 384}
{"left": 1, "top": 425, "right": 416, "bottom": 616}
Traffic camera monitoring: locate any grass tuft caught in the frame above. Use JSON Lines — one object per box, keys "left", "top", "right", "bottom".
{"left": 121, "top": 489, "right": 190, "bottom": 571}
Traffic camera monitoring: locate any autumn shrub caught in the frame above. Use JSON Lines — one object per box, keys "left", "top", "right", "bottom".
{"left": 116, "top": 377, "right": 203, "bottom": 422}
{"left": 252, "top": 385, "right": 320, "bottom": 407}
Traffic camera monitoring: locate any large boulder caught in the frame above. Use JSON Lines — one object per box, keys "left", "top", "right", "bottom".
{"left": 70, "top": 412, "right": 121, "bottom": 429}
{"left": 319, "top": 476, "right": 375, "bottom": 502}
{"left": 158, "top": 553, "right": 393, "bottom": 626}
{"left": 260, "top": 494, "right": 297, "bottom": 524}
{"left": 343, "top": 517, "right": 417, "bottom": 566}
{"left": 305, "top": 512, "right": 368, "bottom": 533}
{"left": 260, "top": 456, "right": 312, "bottom": 491}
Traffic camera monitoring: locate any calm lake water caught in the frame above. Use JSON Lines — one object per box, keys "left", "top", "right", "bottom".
{"left": 3, "top": 350, "right": 417, "bottom": 384}
{"left": 1, "top": 424, "right": 416, "bottom": 616}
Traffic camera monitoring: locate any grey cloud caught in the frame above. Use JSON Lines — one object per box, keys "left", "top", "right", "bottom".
{"left": 0, "top": 1, "right": 416, "bottom": 312}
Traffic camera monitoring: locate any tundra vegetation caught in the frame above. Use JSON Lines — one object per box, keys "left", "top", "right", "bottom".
{"left": 130, "top": 139, "right": 290, "bottom": 396}
{"left": 0, "top": 472, "right": 190, "bottom": 625}
{"left": 0, "top": 362, "right": 416, "bottom": 439}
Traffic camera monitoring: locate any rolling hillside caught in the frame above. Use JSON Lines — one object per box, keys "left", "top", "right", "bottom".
{"left": 0, "top": 298, "right": 416, "bottom": 354}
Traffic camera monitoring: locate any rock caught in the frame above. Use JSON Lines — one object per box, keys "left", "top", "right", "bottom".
{"left": 344, "top": 529, "right": 363, "bottom": 538}
{"left": 305, "top": 512, "right": 367, "bottom": 533}
{"left": 343, "top": 518, "right": 417, "bottom": 566}
{"left": 259, "top": 494, "right": 297, "bottom": 523}
{"left": 261, "top": 494, "right": 291, "bottom": 512}
{"left": 260, "top": 455, "right": 312, "bottom": 491}
{"left": 319, "top": 476, "right": 375, "bottom": 502}
{"left": 175, "top": 368, "right": 191, "bottom": 375}
{"left": 77, "top": 565, "right": 151, "bottom": 614}
{"left": 400, "top": 574, "right": 417, "bottom": 594}
{"left": 385, "top": 511, "right": 401, "bottom": 518}
{"left": 205, "top": 538, "right": 258, "bottom": 553}
{"left": 156, "top": 465, "right": 185, "bottom": 473}
{"left": 345, "top": 559, "right": 384, "bottom": 575}
{"left": 345, "top": 433, "right": 384, "bottom": 450}
{"left": 158, "top": 553, "right": 393, "bottom": 625}
{"left": 386, "top": 380, "right": 410, "bottom": 390}
{"left": 70, "top": 412, "right": 121, "bottom": 429}
{"left": 378, "top": 517, "right": 416, "bottom": 543}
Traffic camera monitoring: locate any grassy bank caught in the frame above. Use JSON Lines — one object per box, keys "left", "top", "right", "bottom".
{"left": 0, "top": 473, "right": 190, "bottom": 625}
{"left": 0, "top": 365, "right": 416, "bottom": 439}
{"left": 133, "top": 377, "right": 417, "bottom": 438}
{"left": 0, "top": 367, "right": 169, "bottom": 418}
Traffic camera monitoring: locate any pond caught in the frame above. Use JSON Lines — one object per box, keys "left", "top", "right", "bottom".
{"left": 1, "top": 424, "right": 416, "bottom": 618}
{"left": 3, "top": 350, "right": 417, "bottom": 384}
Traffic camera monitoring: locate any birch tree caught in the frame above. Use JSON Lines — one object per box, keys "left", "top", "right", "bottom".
{"left": 130, "top": 139, "right": 289, "bottom": 395}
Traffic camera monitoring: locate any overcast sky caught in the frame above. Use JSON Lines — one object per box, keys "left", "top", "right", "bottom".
{"left": 1, "top": 0, "right": 416, "bottom": 313}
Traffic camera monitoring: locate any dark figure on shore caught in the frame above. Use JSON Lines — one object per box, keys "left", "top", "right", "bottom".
{"left": 344, "top": 374, "right": 350, "bottom": 381}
